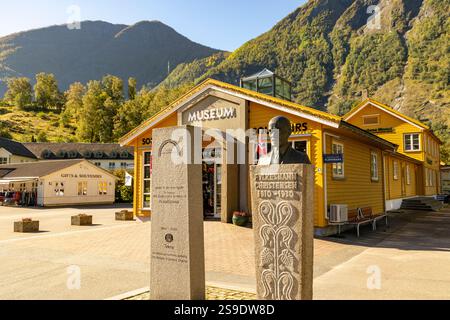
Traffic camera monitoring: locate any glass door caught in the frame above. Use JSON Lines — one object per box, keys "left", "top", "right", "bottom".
{"left": 202, "top": 148, "right": 222, "bottom": 219}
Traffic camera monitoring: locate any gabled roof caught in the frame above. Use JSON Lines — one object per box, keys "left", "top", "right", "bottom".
{"left": 119, "top": 78, "right": 342, "bottom": 146}
{"left": 344, "top": 99, "right": 443, "bottom": 144}
{"left": 0, "top": 160, "right": 84, "bottom": 179}
{"left": 343, "top": 98, "right": 429, "bottom": 130}
{"left": 0, "top": 159, "right": 118, "bottom": 180}
{"left": 0, "top": 138, "right": 37, "bottom": 159}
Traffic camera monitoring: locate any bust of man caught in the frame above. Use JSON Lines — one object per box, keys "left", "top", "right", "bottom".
{"left": 258, "top": 116, "right": 311, "bottom": 165}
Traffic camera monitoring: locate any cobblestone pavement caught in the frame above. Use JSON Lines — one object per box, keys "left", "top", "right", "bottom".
{"left": 127, "top": 287, "right": 257, "bottom": 301}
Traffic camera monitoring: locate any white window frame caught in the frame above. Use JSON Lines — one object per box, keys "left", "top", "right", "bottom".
{"left": 142, "top": 151, "right": 152, "bottom": 210}
{"left": 0, "top": 157, "right": 8, "bottom": 165}
{"left": 404, "top": 133, "right": 421, "bottom": 152}
{"left": 362, "top": 114, "right": 380, "bottom": 126}
{"left": 332, "top": 141, "right": 345, "bottom": 179}
{"left": 393, "top": 160, "right": 399, "bottom": 180}
{"left": 371, "top": 152, "right": 379, "bottom": 182}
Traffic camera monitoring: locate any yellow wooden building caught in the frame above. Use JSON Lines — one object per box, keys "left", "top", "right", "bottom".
{"left": 120, "top": 79, "right": 441, "bottom": 235}
{"left": 344, "top": 99, "right": 442, "bottom": 210}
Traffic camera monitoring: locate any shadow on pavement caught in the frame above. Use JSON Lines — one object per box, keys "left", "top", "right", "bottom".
{"left": 319, "top": 207, "right": 450, "bottom": 252}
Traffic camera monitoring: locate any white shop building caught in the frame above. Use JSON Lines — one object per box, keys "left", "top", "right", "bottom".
{"left": 0, "top": 159, "right": 116, "bottom": 207}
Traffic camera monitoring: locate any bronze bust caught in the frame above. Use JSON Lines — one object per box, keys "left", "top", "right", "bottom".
{"left": 258, "top": 116, "right": 311, "bottom": 165}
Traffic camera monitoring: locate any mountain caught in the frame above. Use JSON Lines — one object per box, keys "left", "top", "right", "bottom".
{"left": 0, "top": 20, "right": 223, "bottom": 94}
{"left": 164, "top": 0, "right": 449, "bottom": 156}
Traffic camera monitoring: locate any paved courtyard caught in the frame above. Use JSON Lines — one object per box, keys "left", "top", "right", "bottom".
{"left": 0, "top": 204, "right": 449, "bottom": 300}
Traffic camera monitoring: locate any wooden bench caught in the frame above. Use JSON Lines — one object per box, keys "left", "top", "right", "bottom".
{"left": 359, "top": 207, "right": 389, "bottom": 231}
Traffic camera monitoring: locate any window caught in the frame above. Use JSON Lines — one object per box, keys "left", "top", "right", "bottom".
{"left": 292, "top": 140, "right": 308, "bottom": 154}
{"left": 109, "top": 162, "right": 116, "bottom": 170}
{"left": 54, "top": 182, "right": 65, "bottom": 196}
{"left": 371, "top": 152, "right": 379, "bottom": 181}
{"left": 120, "top": 162, "right": 128, "bottom": 169}
{"left": 78, "top": 182, "right": 88, "bottom": 196}
{"left": 0, "top": 157, "right": 7, "bottom": 165}
{"left": 98, "top": 182, "right": 108, "bottom": 195}
{"left": 332, "top": 142, "right": 344, "bottom": 178}
{"left": 143, "top": 152, "right": 152, "bottom": 209}
{"left": 94, "top": 162, "right": 101, "bottom": 167}
{"left": 404, "top": 133, "right": 421, "bottom": 152}
{"left": 393, "top": 160, "right": 399, "bottom": 180}
{"left": 406, "top": 165, "right": 411, "bottom": 185}
{"left": 363, "top": 115, "right": 380, "bottom": 126}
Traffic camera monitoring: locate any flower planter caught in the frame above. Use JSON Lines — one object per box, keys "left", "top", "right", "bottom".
{"left": 14, "top": 220, "right": 39, "bottom": 233}
{"left": 71, "top": 215, "right": 93, "bottom": 226}
{"left": 232, "top": 216, "right": 249, "bottom": 227}
{"left": 115, "top": 210, "right": 134, "bottom": 221}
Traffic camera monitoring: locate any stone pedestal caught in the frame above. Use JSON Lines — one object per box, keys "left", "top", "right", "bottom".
{"left": 150, "top": 126, "right": 205, "bottom": 300}
{"left": 71, "top": 215, "right": 93, "bottom": 226}
{"left": 250, "top": 164, "right": 314, "bottom": 300}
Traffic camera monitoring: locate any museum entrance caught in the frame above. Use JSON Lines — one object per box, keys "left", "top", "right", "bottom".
{"left": 202, "top": 148, "right": 222, "bottom": 220}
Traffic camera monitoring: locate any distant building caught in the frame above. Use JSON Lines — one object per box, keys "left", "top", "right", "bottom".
{"left": 23, "top": 143, "right": 134, "bottom": 171}
{"left": 0, "top": 159, "right": 116, "bottom": 207}
{"left": 0, "top": 138, "right": 38, "bottom": 164}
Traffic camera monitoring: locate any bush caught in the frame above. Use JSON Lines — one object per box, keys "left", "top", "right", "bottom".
{"left": 36, "top": 131, "right": 48, "bottom": 142}
{"left": 113, "top": 169, "right": 134, "bottom": 203}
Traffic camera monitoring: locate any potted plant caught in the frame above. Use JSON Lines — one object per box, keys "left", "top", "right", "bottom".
{"left": 232, "top": 211, "right": 249, "bottom": 227}
{"left": 115, "top": 210, "right": 134, "bottom": 221}
{"left": 14, "top": 218, "right": 39, "bottom": 233}
{"left": 71, "top": 213, "right": 93, "bottom": 226}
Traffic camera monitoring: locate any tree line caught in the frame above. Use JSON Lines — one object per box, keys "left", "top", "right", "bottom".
{"left": 1, "top": 73, "right": 193, "bottom": 143}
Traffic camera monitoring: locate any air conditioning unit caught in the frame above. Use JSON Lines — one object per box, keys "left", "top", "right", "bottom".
{"left": 329, "top": 204, "right": 348, "bottom": 223}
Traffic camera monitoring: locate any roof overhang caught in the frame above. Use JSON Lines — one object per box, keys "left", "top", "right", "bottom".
{"left": 0, "top": 178, "right": 39, "bottom": 183}
{"left": 339, "top": 121, "right": 398, "bottom": 151}
{"left": 120, "top": 82, "right": 340, "bottom": 146}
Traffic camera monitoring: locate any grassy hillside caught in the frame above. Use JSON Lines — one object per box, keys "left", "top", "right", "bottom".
{"left": 0, "top": 106, "right": 77, "bottom": 142}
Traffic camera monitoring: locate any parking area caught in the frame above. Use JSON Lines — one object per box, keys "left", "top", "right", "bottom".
{"left": 0, "top": 205, "right": 449, "bottom": 300}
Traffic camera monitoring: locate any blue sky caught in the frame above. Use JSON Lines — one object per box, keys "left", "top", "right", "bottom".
{"left": 0, "top": 0, "right": 306, "bottom": 51}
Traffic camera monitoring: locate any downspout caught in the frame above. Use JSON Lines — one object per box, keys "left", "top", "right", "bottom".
{"left": 382, "top": 152, "right": 387, "bottom": 212}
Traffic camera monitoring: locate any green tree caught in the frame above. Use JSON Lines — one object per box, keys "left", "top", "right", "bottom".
{"left": 36, "top": 130, "right": 48, "bottom": 142}
{"left": 63, "top": 82, "right": 85, "bottom": 122}
{"left": 34, "top": 73, "right": 62, "bottom": 111}
{"left": 78, "top": 80, "right": 104, "bottom": 142}
{"left": 128, "top": 77, "right": 137, "bottom": 100}
{"left": 4, "top": 77, "right": 33, "bottom": 109}
{"left": 102, "top": 75, "right": 124, "bottom": 103}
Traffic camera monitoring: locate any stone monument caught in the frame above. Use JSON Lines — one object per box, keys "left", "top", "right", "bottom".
{"left": 250, "top": 116, "right": 314, "bottom": 300}
{"left": 150, "top": 125, "right": 205, "bottom": 300}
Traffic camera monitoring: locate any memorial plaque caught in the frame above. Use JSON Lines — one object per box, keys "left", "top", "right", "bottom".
{"left": 150, "top": 126, "right": 205, "bottom": 300}
{"left": 250, "top": 164, "right": 314, "bottom": 300}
